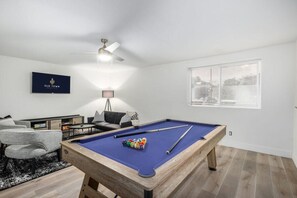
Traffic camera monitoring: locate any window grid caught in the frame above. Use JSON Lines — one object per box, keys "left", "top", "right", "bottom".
{"left": 190, "top": 60, "right": 261, "bottom": 109}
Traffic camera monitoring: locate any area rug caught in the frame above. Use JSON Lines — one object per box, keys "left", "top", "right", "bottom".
{"left": 0, "top": 152, "right": 71, "bottom": 191}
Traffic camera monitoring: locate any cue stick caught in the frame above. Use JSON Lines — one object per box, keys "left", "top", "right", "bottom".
{"left": 166, "top": 125, "right": 193, "bottom": 154}
{"left": 113, "top": 124, "right": 189, "bottom": 138}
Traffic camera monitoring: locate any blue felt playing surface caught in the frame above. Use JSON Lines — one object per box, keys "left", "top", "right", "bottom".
{"left": 78, "top": 120, "right": 217, "bottom": 177}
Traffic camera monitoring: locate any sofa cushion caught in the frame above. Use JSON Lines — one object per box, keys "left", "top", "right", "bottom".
{"left": 105, "top": 124, "right": 120, "bottom": 129}
{"left": 93, "top": 122, "right": 120, "bottom": 130}
{"left": 119, "top": 114, "right": 131, "bottom": 125}
{"left": 92, "top": 111, "right": 105, "bottom": 123}
{"left": 95, "top": 122, "right": 110, "bottom": 126}
{"left": 120, "top": 121, "right": 133, "bottom": 128}
{"left": 104, "top": 111, "right": 126, "bottom": 124}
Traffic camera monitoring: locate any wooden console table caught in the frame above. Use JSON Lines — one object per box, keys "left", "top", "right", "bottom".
{"left": 22, "top": 115, "right": 84, "bottom": 136}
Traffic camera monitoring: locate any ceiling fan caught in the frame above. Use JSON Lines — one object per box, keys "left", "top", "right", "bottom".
{"left": 97, "top": 38, "right": 124, "bottom": 62}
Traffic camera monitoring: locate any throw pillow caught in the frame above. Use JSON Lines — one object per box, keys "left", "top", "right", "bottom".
{"left": 92, "top": 111, "right": 105, "bottom": 123}
{"left": 126, "top": 112, "right": 139, "bottom": 120}
{"left": 131, "top": 120, "right": 140, "bottom": 126}
{"left": 0, "top": 118, "right": 15, "bottom": 126}
{"left": 0, "top": 115, "right": 12, "bottom": 120}
{"left": 120, "top": 114, "right": 131, "bottom": 125}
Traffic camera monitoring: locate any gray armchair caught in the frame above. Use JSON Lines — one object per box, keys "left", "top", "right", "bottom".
{"left": 0, "top": 128, "right": 62, "bottom": 173}
{"left": 0, "top": 120, "right": 31, "bottom": 158}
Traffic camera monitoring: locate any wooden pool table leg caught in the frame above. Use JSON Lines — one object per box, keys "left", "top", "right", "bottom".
{"left": 144, "top": 190, "right": 153, "bottom": 198}
{"left": 79, "top": 175, "right": 100, "bottom": 198}
{"left": 207, "top": 147, "right": 217, "bottom": 171}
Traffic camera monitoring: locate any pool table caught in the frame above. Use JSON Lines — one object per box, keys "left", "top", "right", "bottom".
{"left": 61, "top": 119, "right": 226, "bottom": 198}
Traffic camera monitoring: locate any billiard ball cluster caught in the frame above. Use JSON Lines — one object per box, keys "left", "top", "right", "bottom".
{"left": 122, "top": 137, "right": 147, "bottom": 150}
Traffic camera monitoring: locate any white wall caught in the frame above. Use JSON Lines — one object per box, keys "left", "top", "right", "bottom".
{"left": 115, "top": 43, "right": 296, "bottom": 157}
{"left": 293, "top": 41, "right": 297, "bottom": 166}
{"left": 0, "top": 55, "right": 132, "bottom": 121}
{"left": 0, "top": 43, "right": 295, "bottom": 158}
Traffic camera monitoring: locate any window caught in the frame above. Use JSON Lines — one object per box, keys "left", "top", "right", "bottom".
{"left": 190, "top": 60, "right": 261, "bottom": 108}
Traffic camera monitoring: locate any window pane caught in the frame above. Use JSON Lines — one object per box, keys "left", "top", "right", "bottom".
{"left": 190, "top": 60, "right": 261, "bottom": 108}
{"left": 191, "top": 67, "right": 220, "bottom": 105}
{"left": 221, "top": 63, "right": 259, "bottom": 107}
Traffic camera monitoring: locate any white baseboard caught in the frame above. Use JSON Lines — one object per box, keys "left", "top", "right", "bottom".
{"left": 219, "top": 139, "right": 292, "bottom": 158}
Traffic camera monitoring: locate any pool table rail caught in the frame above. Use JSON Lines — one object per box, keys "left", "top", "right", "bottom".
{"left": 61, "top": 121, "right": 226, "bottom": 198}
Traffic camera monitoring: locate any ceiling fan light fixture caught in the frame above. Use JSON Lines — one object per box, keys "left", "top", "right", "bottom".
{"left": 98, "top": 53, "right": 112, "bottom": 62}
{"left": 98, "top": 48, "right": 112, "bottom": 62}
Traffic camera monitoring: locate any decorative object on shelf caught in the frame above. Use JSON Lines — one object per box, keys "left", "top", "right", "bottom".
{"left": 102, "top": 90, "right": 114, "bottom": 111}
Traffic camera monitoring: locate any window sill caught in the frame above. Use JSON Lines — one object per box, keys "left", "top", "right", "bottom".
{"left": 189, "top": 103, "right": 261, "bottom": 110}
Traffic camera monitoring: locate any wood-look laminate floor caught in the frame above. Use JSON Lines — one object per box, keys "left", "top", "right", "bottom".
{"left": 1, "top": 146, "right": 297, "bottom": 198}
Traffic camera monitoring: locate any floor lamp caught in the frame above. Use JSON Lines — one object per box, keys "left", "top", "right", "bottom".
{"left": 102, "top": 90, "right": 114, "bottom": 111}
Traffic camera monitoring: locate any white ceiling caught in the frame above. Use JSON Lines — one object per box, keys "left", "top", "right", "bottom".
{"left": 0, "top": 0, "right": 296, "bottom": 67}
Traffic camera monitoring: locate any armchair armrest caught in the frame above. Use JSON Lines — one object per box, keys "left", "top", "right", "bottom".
{"left": 0, "top": 124, "right": 27, "bottom": 130}
{"left": 14, "top": 120, "right": 31, "bottom": 128}
{"left": 0, "top": 129, "right": 61, "bottom": 153}
{"left": 33, "top": 130, "right": 62, "bottom": 153}
{"left": 0, "top": 128, "right": 35, "bottom": 145}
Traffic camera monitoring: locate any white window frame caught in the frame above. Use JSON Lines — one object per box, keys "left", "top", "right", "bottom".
{"left": 189, "top": 59, "right": 262, "bottom": 109}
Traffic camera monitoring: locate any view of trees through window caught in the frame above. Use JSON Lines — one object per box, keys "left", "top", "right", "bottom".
{"left": 190, "top": 60, "right": 261, "bottom": 108}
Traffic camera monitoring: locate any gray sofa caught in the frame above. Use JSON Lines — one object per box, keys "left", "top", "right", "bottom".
{"left": 88, "top": 111, "right": 133, "bottom": 131}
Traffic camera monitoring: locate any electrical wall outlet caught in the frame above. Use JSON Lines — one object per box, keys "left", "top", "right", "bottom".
{"left": 229, "top": 131, "right": 232, "bottom": 136}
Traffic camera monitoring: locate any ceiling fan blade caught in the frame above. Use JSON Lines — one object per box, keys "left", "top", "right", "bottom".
{"left": 105, "top": 42, "right": 120, "bottom": 52}
{"left": 112, "top": 54, "right": 124, "bottom": 62}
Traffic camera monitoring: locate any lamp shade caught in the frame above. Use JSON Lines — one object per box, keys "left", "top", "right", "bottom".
{"left": 102, "top": 90, "right": 114, "bottom": 98}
